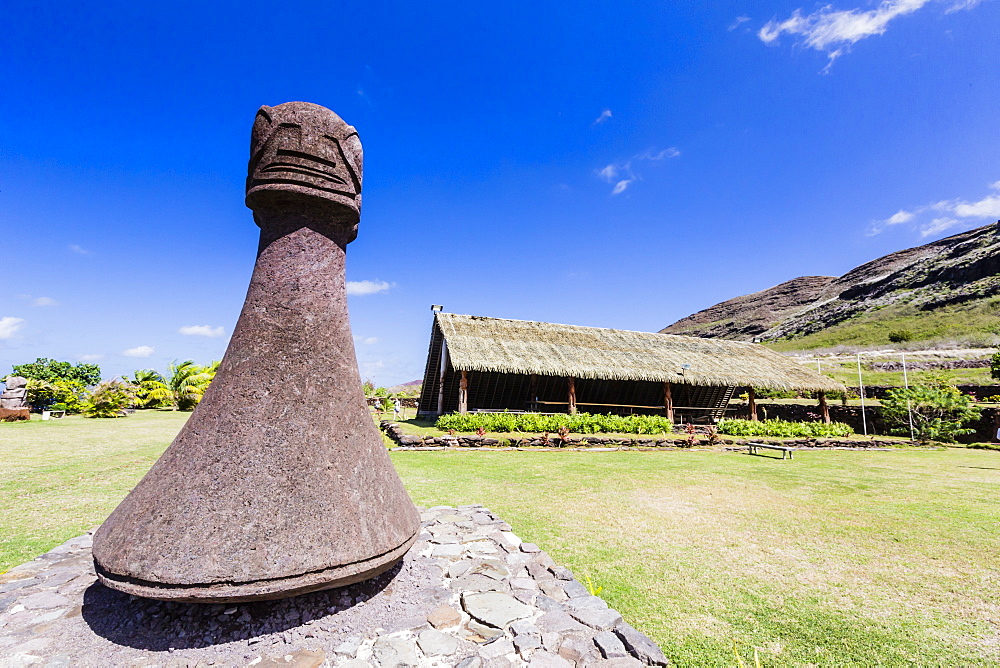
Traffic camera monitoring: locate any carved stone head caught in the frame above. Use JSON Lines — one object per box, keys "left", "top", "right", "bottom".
{"left": 245, "top": 102, "right": 363, "bottom": 228}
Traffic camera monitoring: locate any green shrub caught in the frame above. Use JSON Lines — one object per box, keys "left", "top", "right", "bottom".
{"left": 991, "top": 352, "right": 1000, "bottom": 381}
{"left": 24, "top": 379, "right": 90, "bottom": 412}
{"left": 83, "top": 380, "right": 136, "bottom": 418}
{"left": 881, "top": 384, "right": 981, "bottom": 442}
{"left": 435, "top": 412, "right": 676, "bottom": 435}
{"left": 888, "top": 329, "right": 913, "bottom": 343}
{"left": 717, "top": 418, "right": 854, "bottom": 438}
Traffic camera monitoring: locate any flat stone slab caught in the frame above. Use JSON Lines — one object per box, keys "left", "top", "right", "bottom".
{"left": 0, "top": 507, "right": 666, "bottom": 666}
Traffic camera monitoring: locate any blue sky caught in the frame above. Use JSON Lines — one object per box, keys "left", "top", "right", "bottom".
{"left": 2, "top": 0, "right": 998, "bottom": 386}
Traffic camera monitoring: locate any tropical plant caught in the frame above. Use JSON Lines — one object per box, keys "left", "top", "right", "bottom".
{"left": 991, "top": 351, "right": 1000, "bottom": 381}
{"left": 23, "top": 378, "right": 90, "bottom": 412}
{"left": 881, "top": 384, "right": 981, "bottom": 442}
{"left": 435, "top": 411, "right": 678, "bottom": 435}
{"left": 83, "top": 380, "right": 136, "bottom": 418}
{"left": 11, "top": 358, "right": 101, "bottom": 385}
{"left": 166, "top": 360, "right": 217, "bottom": 410}
{"left": 124, "top": 369, "right": 172, "bottom": 409}
{"left": 717, "top": 418, "right": 854, "bottom": 438}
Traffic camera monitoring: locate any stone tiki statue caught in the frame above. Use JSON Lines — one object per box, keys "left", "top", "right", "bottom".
{"left": 1, "top": 377, "right": 29, "bottom": 410}
{"left": 92, "top": 102, "right": 421, "bottom": 602}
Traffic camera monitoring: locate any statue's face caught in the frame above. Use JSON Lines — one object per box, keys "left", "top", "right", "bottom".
{"left": 245, "top": 102, "right": 363, "bottom": 221}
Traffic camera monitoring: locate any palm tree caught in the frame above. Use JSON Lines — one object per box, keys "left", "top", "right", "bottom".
{"left": 124, "top": 369, "right": 171, "bottom": 409}
{"left": 166, "top": 361, "right": 215, "bottom": 410}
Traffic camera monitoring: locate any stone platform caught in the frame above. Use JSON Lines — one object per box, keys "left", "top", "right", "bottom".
{"left": 0, "top": 506, "right": 667, "bottom": 667}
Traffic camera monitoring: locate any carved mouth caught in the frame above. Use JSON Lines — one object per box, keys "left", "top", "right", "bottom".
{"left": 259, "top": 150, "right": 347, "bottom": 186}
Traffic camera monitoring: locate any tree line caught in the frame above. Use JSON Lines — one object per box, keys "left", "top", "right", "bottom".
{"left": 5, "top": 357, "right": 220, "bottom": 418}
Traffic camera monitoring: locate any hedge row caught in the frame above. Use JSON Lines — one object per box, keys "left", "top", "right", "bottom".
{"left": 435, "top": 412, "right": 677, "bottom": 435}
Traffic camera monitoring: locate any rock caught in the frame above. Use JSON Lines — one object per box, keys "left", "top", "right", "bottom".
{"left": 457, "top": 657, "right": 483, "bottom": 668}
{"left": 480, "top": 638, "right": 515, "bottom": 659}
{"left": 372, "top": 637, "right": 419, "bottom": 667}
{"left": 538, "top": 581, "right": 567, "bottom": 602}
{"left": 449, "top": 560, "right": 474, "bottom": 578}
{"left": 335, "top": 634, "right": 364, "bottom": 656}
{"left": 509, "top": 577, "right": 537, "bottom": 590}
{"left": 534, "top": 595, "right": 565, "bottom": 612}
{"left": 561, "top": 579, "right": 590, "bottom": 598}
{"left": 471, "top": 561, "right": 510, "bottom": 580}
{"left": 589, "top": 658, "right": 644, "bottom": 667}
{"left": 468, "top": 620, "right": 505, "bottom": 641}
{"left": 527, "top": 561, "right": 554, "bottom": 581}
{"left": 558, "top": 635, "right": 596, "bottom": 664}
{"left": 529, "top": 650, "right": 575, "bottom": 667}
{"left": 550, "top": 566, "right": 574, "bottom": 581}
{"left": 340, "top": 661, "right": 373, "bottom": 668}
{"left": 418, "top": 628, "right": 460, "bottom": 656}
{"left": 21, "top": 592, "right": 71, "bottom": 610}
{"left": 594, "top": 631, "right": 628, "bottom": 659}
{"left": 431, "top": 534, "right": 461, "bottom": 545}
{"left": 536, "top": 611, "right": 588, "bottom": 634}
{"left": 498, "top": 532, "right": 522, "bottom": 549}
{"left": 432, "top": 544, "right": 463, "bottom": 558}
{"left": 511, "top": 588, "right": 536, "bottom": 605}
{"left": 509, "top": 620, "right": 541, "bottom": 636}
{"left": 520, "top": 543, "right": 541, "bottom": 553}
{"left": 462, "top": 592, "right": 533, "bottom": 629}
{"left": 514, "top": 634, "right": 543, "bottom": 654}
{"left": 615, "top": 622, "right": 670, "bottom": 666}
{"left": 570, "top": 608, "right": 623, "bottom": 631}
{"left": 453, "top": 573, "right": 506, "bottom": 593}
{"left": 565, "top": 595, "right": 608, "bottom": 611}
{"left": 257, "top": 650, "right": 327, "bottom": 668}
{"left": 427, "top": 604, "right": 462, "bottom": 629}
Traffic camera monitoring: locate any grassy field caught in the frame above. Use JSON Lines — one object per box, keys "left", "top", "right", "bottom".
{"left": 2, "top": 412, "right": 999, "bottom": 664}
{"left": 765, "top": 298, "right": 1000, "bottom": 352}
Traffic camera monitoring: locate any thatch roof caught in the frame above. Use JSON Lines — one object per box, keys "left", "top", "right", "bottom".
{"left": 436, "top": 313, "right": 844, "bottom": 393}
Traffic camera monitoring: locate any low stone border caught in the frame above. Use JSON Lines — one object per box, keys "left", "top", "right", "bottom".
{"left": 380, "top": 422, "right": 915, "bottom": 451}
{"left": 0, "top": 506, "right": 667, "bottom": 667}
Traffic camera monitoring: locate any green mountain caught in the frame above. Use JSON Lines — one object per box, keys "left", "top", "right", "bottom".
{"left": 661, "top": 222, "right": 1000, "bottom": 350}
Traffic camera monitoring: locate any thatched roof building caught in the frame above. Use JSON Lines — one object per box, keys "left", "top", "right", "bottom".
{"left": 418, "top": 313, "right": 844, "bottom": 421}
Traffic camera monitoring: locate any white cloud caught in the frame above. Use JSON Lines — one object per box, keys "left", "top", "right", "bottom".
{"left": 921, "top": 217, "right": 960, "bottom": 237}
{"left": 179, "top": 325, "right": 225, "bottom": 338}
{"left": 0, "top": 317, "right": 25, "bottom": 340}
{"left": 592, "top": 109, "right": 612, "bottom": 125}
{"left": 79, "top": 354, "right": 104, "bottom": 362}
{"left": 611, "top": 180, "right": 632, "bottom": 195}
{"left": 33, "top": 297, "right": 58, "bottom": 307}
{"left": 870, "top": 179, "right": 1000, "bottom": 237}
{"left": 729, "top": 15, "right": 752, "bottom": 31}
{"left": 953, "top": 195, "right": 1000, "bottom": 219}
{"left": 595, "top": 147, "right": 680, "bottom": 195}
{"left": 68, "top": 244, "right": 91, "bottom": 255}
{"left": 123, "top": 345, "right": 155, "bottom": 358}
{"left": 346, "top": 280, "right": 391, "bottom": 296}
{"left": 886, "top": 210, "right": 915, "bottom": 225}
{"left": 759, "top": 0, "right": 983, "bottom": 69}
{"left": 363, "top": 337, "right": 379, "bottom": 345}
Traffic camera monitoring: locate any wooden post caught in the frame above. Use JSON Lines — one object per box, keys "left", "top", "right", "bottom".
{"left": 818, "top": 391, "right": 830, "bottom": 424}
{"left": 567, "top": 376, "right": 577, "bottom": 415}
{"left": 458, "top": 369, "right": 468, "bottom": 414}
{"left": 529, "top": 373, "right": 537, "bottom": 411}
{"left": 748, "top": 387, "right": 758, "bottom": 421}
{"left": 437, "top": 339, "right": 449, "bottom": 415}
{"left": 663, "top": 382, "right": 674, "bottom": 423}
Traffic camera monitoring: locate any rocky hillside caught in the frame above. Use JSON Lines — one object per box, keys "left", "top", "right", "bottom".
{"left": 661, "top": 222, "right": 1000, "bottom": 345}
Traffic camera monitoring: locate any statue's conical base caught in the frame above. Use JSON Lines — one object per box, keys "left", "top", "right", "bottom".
{"left": 92, "top": 221, "right": 421, "bottom": 602}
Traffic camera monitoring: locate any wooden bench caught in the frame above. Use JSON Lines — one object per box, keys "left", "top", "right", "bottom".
{"left": 747, "top": 442, "right": 794, "bottom": 459}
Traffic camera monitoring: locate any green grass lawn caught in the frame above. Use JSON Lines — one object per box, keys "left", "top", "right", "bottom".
{"left": 3, "top": 411, "right": 999, "bottom": 664}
